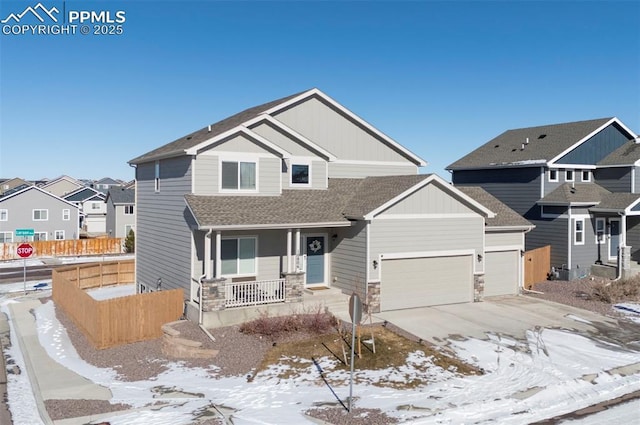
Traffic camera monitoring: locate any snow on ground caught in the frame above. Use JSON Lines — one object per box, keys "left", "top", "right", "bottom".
{"left": 86, "top": 283, "right": 136, "bottom": 300}
{"left": 614, "top": 303, "right": 640, "bottom": 323}
{"left": 0, "top": 254, "right": 135, "bottom": 268}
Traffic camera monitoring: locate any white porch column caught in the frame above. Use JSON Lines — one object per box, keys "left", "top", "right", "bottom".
{"left": 621, "top": 214, "right": 627, "bottom": 247}
{"left": 287, "top": 228, "right": 292, "bottom": 273}
{"left": 295, "top": 229, "right": 301, "bottom": 271}
{"left": 215, "top": 231, "right": 222, "bottom": 279}
{"left": 204, "top": 230, "right": 212, "bottom": 279}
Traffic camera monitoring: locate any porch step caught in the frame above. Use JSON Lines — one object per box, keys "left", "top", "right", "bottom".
{"left": 302, "top": 288, "right": 351, "bottom": 322}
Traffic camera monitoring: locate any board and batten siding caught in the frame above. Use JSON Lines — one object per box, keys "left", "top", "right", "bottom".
{"left": 453, "top": 167, "right": 542, "bottom": 217}
{"left": 331, "top": 221, "right": 367, "bottom": 294}
{"left": 556, "top": 124, "right": 632, "bottom": 165}
{"left": 594, "top": 167, "right": 632, "bottom": 193}
{"left": 369, "top": 217, "right": 484, "bottom": 281}
{"left": 193, "top": 154, "right": 281, "bottom": 196}
{"left": 485, "top": 231, "right": 523, "bottom": 248}
{"left": 328, "top": 162, "right": 417, "bottom": 178}
{"left": 136, "top": 156, "right": 194, "bottom": 298}
{"left": 273, "top": 96, "right": 412, "bottom": 163}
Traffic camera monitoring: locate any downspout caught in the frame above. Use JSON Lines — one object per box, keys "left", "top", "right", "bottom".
{"left": 613, "top": 212, "right": 626, "bottom": 281}
{"left": 199, "top": 229, "right": 213, "bottom": 326}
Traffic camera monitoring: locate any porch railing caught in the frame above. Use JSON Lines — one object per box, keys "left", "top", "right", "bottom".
{"left": 225, "top": 278, "right": 286, "bottom": 308}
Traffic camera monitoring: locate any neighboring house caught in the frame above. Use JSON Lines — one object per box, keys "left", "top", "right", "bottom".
{"left": 40, "top": 175, "right": 84, "bottom": 197}
{"left": 94, "top": 177, "right": 123, "bottom": 193}
{"left": 129, "top": 88, "right": 532, "bottom": 326}
{"left": 0, "top": 185, "right": 80, "bottom": 242}
{"left": 0, "top": 177, "right": 32, "bottom": 196}
{"left": 63, "top": 187, "right": 107, "bottom": 235}
{"left": 105, "top": 187, "right": 135, "bottom": 238}
{"left": 448, "top": 117, "right": 639, "bottom": 279}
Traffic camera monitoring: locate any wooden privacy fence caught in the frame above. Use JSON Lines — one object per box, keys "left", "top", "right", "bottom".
{"left": 0, "top": 238, "right": 124, "bottom": 260}
{"left": 52, "top": 259, "right": 184, "bottom": 349}
{"left": 524, "top": 245, "right": 551, "bottom": 289}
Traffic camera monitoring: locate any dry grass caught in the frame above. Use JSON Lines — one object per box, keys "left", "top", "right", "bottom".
{"left": 591, "top": 276, "right": 640, "bottom": 304}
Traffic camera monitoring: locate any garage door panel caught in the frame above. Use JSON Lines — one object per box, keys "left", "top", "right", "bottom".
{"left": 381, "top": 255, "right": 473, "bottom": 311}
{"left": 484, "top": 251, "right": 519, "bottom": 297}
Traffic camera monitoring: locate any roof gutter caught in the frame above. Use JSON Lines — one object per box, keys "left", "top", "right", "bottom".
{"left": 198, "top": 221, "right": 353, "bottom": 231}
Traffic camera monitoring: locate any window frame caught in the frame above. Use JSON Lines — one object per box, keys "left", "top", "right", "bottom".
{"left": 0, "top": 232, "right": 13, "bottom": 243}
{"left": 33, "top": 209, "right": 48, "bottom": 221}
{"left": 154, "top": 160, "right": 160, "bottom": 193}
{"left": 574, "top": 218, "right": 585, "bottom": 245}
{"left": 220, "top": 236, "right": 257, "bottom": 277}
{"left": 220, "top": 160, "right": 258, "bottom": 192}
{"left": 290, "top": 162, "right": 311, "bottom": 187}
{"left": 595, "top": 218, "right": 605, "bottom": 244}
{"left": 62, "top": 209, "right": 70, "bottom": 221}
{"left": 0, "top": 209, "right": 7, "bottom": 221}
{"left": 124, "top": 205, "right": 134, "bottom": 215}
{"left": 91, "top": 202, "right": 101, "bottom": 210}
{"left": 54, "top": 230, "right": 65, "bottom": 240}
{"left": 581, "top": 170, "right": 591, "bottom": 182}
{"left": 34, "top": 231, "right": 47, "bottom": 241}
{"left": 548, "top": 169, "right": 558, "bottom": 182}
{"left": 565, "top": 169, "right": 574, "bottom": 182}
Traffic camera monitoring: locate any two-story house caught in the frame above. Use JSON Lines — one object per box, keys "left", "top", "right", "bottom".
{"left": 39, "top": 175, "right": 84, "bottom": 197}
{"left": 448, "top": 117, "right": 639, "bottom": 279}
{"left": 105, "top": 187, "right": 135, "bottom": 238}
{"left": 63, "top": 187, "right": 108, "bottom": 235}
{"left": 0, "top": 185, "right": 80, "bottom": 242}
{"left": 130, "top": 88, "right": 532, "bottom": 326}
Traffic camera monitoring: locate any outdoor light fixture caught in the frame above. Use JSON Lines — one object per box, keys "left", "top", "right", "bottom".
{"left": 373, "top": 260, "right": 378, "bottom": 269}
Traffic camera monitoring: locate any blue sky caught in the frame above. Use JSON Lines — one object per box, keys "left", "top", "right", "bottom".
{"left": 1, "top": 0, "right": 638, "bottom": 182}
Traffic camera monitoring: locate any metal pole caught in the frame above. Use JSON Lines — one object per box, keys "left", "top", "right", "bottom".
{"left": 23, "top": 257, "right": 26, "bottom": 295}
{"left": 349, "top": 318, "right": 356, "bottom": 412}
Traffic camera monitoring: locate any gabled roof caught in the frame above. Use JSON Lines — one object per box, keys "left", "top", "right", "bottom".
{"left": 0, "top": 185, "right": 80, "bottom": 208}
{"left": 40, "top": 175, "right": 82, "bottom": 188}
{"left": 590, "top": 193, "right": 640, "bottom": 213}
{"left": 456, "top": 186, "right": 533, "bottom": 229}
{"left": 106, "top": 188, "right": 135, "bottom": 205}
{"left": 447, "top": 118, "right": 627, "bottom": 170}
{"left": 63, "top": 186, "right": 106, "bottom": 202}
{"left": 0, "top": 177, "right": 32, "bottom": 194}
{"left": 129, "top": 88, "right": 426, "bottom": 166}
{"left": 537, "top": 183, "right": 611, "bottom": 206}
{"left": 0, "top": 183, "right": 31, "bottom": 198}
{"left": 95, "top": 177, "right": 121, "bottom": 185}
{"left": 597, "top": 139, "right": 640, "bottom": 166}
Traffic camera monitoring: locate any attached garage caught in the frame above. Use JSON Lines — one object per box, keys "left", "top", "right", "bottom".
{"left": 484, "top": 250, "right": 520, "bottom": 297}
{"left": 380, "top": 254, "right": 474, "bottom": 311}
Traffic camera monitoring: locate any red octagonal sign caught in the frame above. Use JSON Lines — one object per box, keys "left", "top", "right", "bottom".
{"left": 17, "top": 243, "right": 33, "bottom": 258}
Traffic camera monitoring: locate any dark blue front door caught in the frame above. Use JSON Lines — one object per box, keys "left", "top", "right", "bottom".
{"left": 305, "top": 236, "right": 325, "bottom": 285}
{"left": 609, "top": 219, "right": 620, "bottom": 259}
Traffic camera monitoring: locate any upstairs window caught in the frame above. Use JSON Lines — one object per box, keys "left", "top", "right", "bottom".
{"left": 548, "top": 169, "right": 558, "bottom": 182}
{"left": 221, "top": 161, "right": 256, "bottom": 190}
{"left": 0, "top": 209, "right": 7, "bottom": 221}
{"left": 291, "top": 163, "right": 310, "bottom": 186}
{"left": 91, "top": 202, "right": 101, "bottom": 210}
{"left": 574, "top": 218, "right": 584, "bottom": 245}
{"left": 62, "top": 209, "right": 70, "bottom": 221}
{"left": 33, "top": 209, "right": 48, "bottom": 221}
{"left": 565, "top": 169, "right": 574, "bottom": 182}
{"left": 124, "top": 205, "right": 134, "bottom": 215}
{"left": 581, "top": 170, "right": 591, "bottom": 182}
{"left": 155, "top": 161, "right": 160, "bottom": 192}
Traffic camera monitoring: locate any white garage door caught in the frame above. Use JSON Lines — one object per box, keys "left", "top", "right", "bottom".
{"left": 484, "top": 250, "right": 519, "bottom": 297}
{"left": 380, "top": 255, "right": 473, "bottom": 311}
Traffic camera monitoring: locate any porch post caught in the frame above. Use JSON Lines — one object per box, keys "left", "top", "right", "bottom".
{"left": 215, "top": 231, "right": 221, "bottom": 279}
{"left": 621, "top": 214, "right": 627, "bottom": 248}
{"left": 204, "top": 230, "right": 212, "bottom": 279}
{"left": 287, "top": 228, "right": 292, "bottom": 273}
{"left": 295, "top": 229, "right": 301, "bottom": 271}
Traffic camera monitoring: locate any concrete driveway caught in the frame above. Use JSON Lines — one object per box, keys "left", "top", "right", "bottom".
{"left": 373, "top": 295, "right": 640, "bottom": 348}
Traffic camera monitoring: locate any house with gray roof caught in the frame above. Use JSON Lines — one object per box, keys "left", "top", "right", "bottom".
{"left": 130, "top": 88, "right": 532, "bottom": 327}
{"left": 105, "top": 187, "right": 135, "bottom": 238}
{"left": 63, "top": 186, "right": 107, "bottom": 235}
{"left": 448, "top": 117, "right": 640, "bottom": 279}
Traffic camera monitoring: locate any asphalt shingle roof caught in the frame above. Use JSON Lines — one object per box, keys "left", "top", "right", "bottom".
{"left": 107, "top": 188, "right": 135, "bottom": 204}
{"left": 456, "top": 186, "right": 533, "bottom": 228}
{"left": 129, "top": 90, "right": 309, "bottom": 164}
{"left": 447, "top": 118, "right": 613, "bottom": 170}
{"left": 590, "top": 193, "right": 640, "bottom": 211}
{"left": 538, "top": 183, "right": 611, "bottom": 205}
{"left": 597, "top": 140, "right": 640, "bottom": 166}
{"left": 64, "top": 188, "right": 105, "bottom": 202}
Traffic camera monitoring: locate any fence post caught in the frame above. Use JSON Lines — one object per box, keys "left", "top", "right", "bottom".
{"left": 76, "top": 265, "right": 80, "bottom": 286}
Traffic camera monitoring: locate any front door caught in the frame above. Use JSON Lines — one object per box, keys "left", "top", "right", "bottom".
{"left": 609, "top": 219, "right": 620, "bottom": 260}
{"left": 304, "top": 235, "right": 326, "bottom": 286}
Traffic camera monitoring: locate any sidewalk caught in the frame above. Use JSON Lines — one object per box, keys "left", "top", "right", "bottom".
{"left": 6, "top": 294, "right": 112, "bottom": 424}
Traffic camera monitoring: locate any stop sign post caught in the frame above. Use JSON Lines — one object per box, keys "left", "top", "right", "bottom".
{"left": 17, "top": 243, "right": 34, "bottom": 294}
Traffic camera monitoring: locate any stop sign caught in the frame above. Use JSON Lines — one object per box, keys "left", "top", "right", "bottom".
{"left": 17, "top": 243, "right": 33, "bottom": 258}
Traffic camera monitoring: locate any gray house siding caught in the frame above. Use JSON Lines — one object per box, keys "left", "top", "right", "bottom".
{"left": 332, "top": 221, "right": 367, "bottom": 293}
{"left": 379, "top": 183, "right": 475, "bottom": 215}
{"left": 0, "top": 188, "right": 79, "bottom": 241}
{"left": 193, "top": 155, "right": 217, "bottom": 195}
{"left": 486, "top": 231, "right": 523, "bottom": 248}
{"left": 281, "top": 159, "right": 328, "bottom": 190}
{"left": 556, "top": 124, "right": 632, "bottom": 165}
{"left": 136, "top": 156, "right": 193, "bottom": 297}
{"left": 593, "top": 167, "right": 632, "bottom": 193}
{"left": 635, "top": 167, "right": 640, "bottom": 194}
{"left": 526, "top": 216, "right": 568, "bottom": 269}
{"left": 249, "top": 122, "right": 321, "bottom": 157}
{"left": 193, "top": 154, "right": 281, "bottom": 196}
{"left": 570, "top": 215, "right": 598, "bottom": 276}
{"left": 273, "top": 96, "right": 411, "bottom": 163}
{"left": 369, "top": 217, "right": 484, "bottom": 281}
{"left": 105, "top": 199, "right": 115, "bottom": 238}
{"left": 627, "top": 217, "right": 640, "bottom": 262}
{"left": 452, "top": 167, "right": 542, "bottom": 218}
{"left": 328, "top": 162, "right": 417, "bottom": 178}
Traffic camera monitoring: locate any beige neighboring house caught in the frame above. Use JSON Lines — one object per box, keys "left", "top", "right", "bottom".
{"left": 40, "top": 175, "right": 84, "bottom": 197}
{"left": 0, "top": 177, "right": 32, "bottom": 196}
{"left": 105, "top": 187, "right": 135, "bottom": 238}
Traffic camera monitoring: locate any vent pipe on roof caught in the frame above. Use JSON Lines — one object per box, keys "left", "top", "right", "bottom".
{"left": 521, "top": 143, "right": 525, "bottom": 150}
{"left": 526, "top": 137, "right": 529, "bottom": 144}
{"left": 208, "top": 125, "right": 212, "bottom": 132}
{"left": 635, "top": 136, "right": 640, "bottom": 144}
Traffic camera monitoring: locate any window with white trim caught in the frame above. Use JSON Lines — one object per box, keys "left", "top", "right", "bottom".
{"left": 221, "top": 161, "right": 256, "bottom": 190}
{"left": 565, "top": 169, "right": 574, "bottom": 182}
{"left": 91, "top": 202, "right": 101, "bottom": 210}
{"left": 0, "top": 209, "right": 7, "bottom": 221}
{"left": 34, "top": 232, "right": 47, "bottom": 241}
{"left": 548, "top": 169, "right": 558, "bottom": 182}
{"left": 62, "top": 209, "right": 70, "bottom": 221}
{"left": 595, "top": 218, "right": 605, "bottom": 244}
{"left": 54, "top": 230, "right": 65, "bottom": 240}
{"left": 581, "top": 170, "right": 591, "bottom": 182}
{"left": 574, "top": 218, "right": 584, "bottom": 245}
{"left": 155, "top": 160, "right": 160, "bottom": 192}
{"left": 124, "top": 205, "right": 134, "bottom": 215}
{"left": 221, "top": 237, "right": 256, "bottom": 276}
{"left": 125, "top": 224, "right": 134, "bottom": 236}
{"left": 291, "top": 163, "right": 310, "bottom": 186}
{"left": 0, "top": 232, "right": 12, "bottom": 243}
{"left": 33, "top": 209, "right": 48, "bottom": 221}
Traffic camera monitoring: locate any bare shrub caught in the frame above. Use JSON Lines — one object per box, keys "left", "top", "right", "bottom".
{"left": 591, "top": 277, "right": 640, "bottom": 304}
{"left": 239, "top": 309, "right": 337, "bottom": 339}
